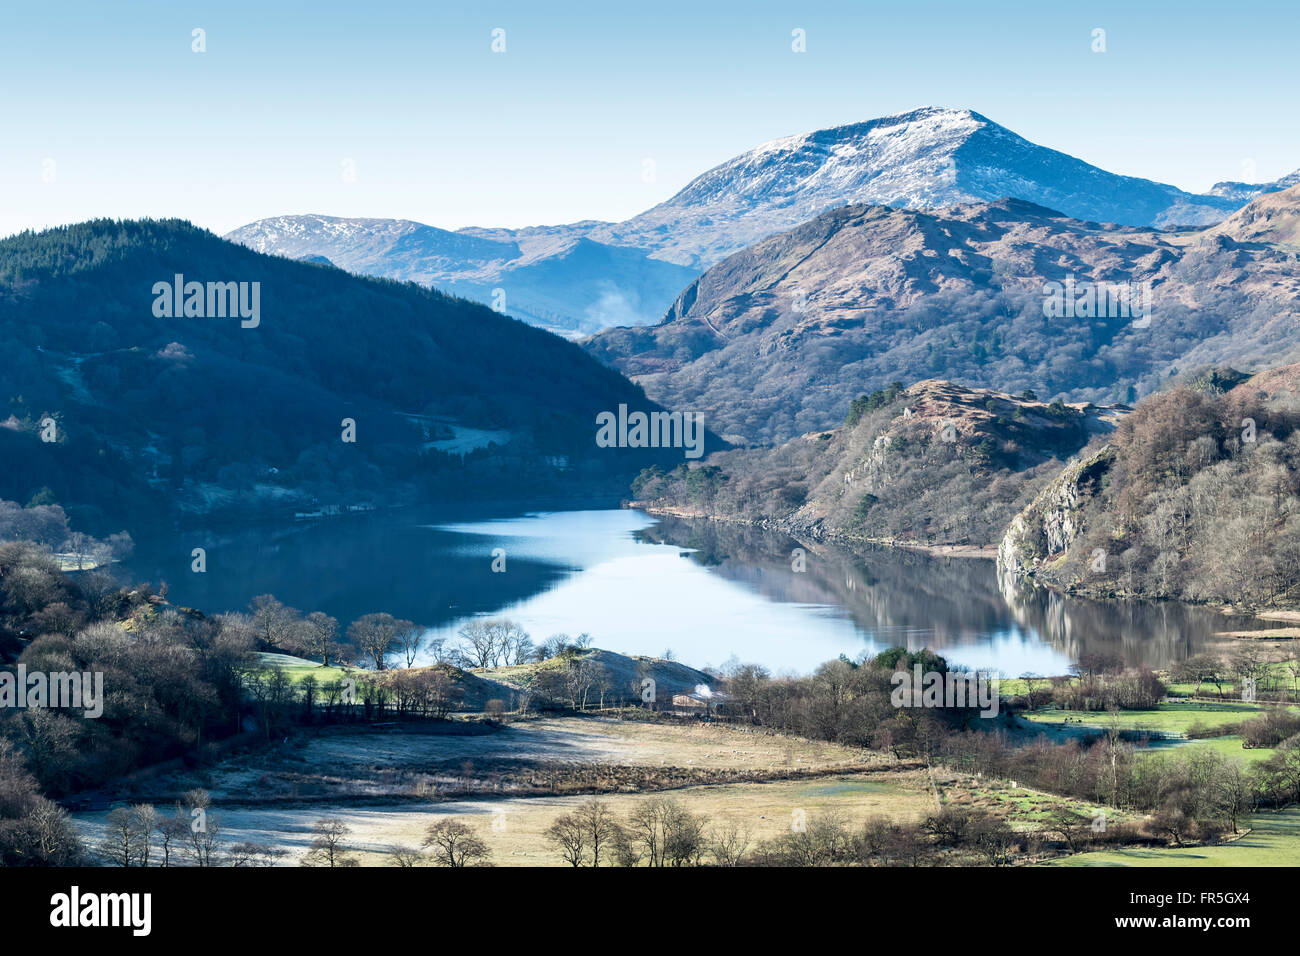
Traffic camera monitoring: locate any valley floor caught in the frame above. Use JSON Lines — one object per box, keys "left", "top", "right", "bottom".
{"left": 74, "top": 717, "right": 910, "bottom": 866}
{"left": 1049, "top": 811, "right": 1300, "bottom": 867}
{"left": 68, "top": 714, "right": 1279, "bottom": 868}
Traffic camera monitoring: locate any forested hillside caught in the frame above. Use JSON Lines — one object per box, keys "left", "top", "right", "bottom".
{"left": 1001, "top": 365, "right": 1300, "bottom": 608}
{"left": 0, "top": 220, "right": 690, "bottom": 532}
{"left": 631, "top": 379, "right": 1119, "bottom": 548}
{"left": 633, "top": 362, "right": 1300, "bottom": 610}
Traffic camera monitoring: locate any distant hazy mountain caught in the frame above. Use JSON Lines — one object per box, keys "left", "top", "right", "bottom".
{"left": 226, "top": 214, "right": 698, "bottom": 337}
{"left": 227, "top": 107, "right": 1296, "bottom": 335}
{"left": 1206, "top": 169, "right": 1300, "bottom": 202}
{"left": 584, "top": 187, "right": 1300, "bottom": 444}
{"left": 0, "top": 220, "right": 688, "bottom": 529}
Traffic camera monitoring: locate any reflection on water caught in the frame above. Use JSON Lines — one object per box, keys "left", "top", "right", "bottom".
{"left": 124, "top": 508, "right": 1260, "bottom": 676}
{"left": 642, "top": 517, "right": 1263, "bottom": 674}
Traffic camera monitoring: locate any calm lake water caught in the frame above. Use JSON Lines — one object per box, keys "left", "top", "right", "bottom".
{"left": 124, "top": 507, "right": 1258, "bottom": 676}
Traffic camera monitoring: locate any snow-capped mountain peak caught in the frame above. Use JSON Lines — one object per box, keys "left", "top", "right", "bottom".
{"left": 586, "top": 106, "right": 1245, "bottom": 266}
{"left": 226, "top": 107, "right": 1288, "bottom": 332}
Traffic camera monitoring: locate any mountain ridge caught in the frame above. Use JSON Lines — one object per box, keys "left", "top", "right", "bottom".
{"left": 583, "top": 186, "right": 1300, "bottom": 444}
{"left": 576, "top": 106, "right": 1292, "bottom": 267}
{"left": 226, "top": 214, "right": 697, "bottom": 337}
{"left": 226, "top": 107, "right": 1298, "bottom": 335}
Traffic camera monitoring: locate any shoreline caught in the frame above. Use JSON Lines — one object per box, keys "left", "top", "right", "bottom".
{"left": 627, "top": 501, "right": 998, "bottom": 559}
{"left": 629, "top": 503, "right": 1300, "bottom": 628}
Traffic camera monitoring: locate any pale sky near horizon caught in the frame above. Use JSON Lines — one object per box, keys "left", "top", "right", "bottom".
{"left": 2, "top": 0, "right": 1298, "bottom": 238}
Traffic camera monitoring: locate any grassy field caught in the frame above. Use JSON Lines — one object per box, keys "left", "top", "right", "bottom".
{"left": 77, "top": 715, "right": 887, "bottom": 808}
{"left": 76, "top": 773, "right": 937, "bottom": 867}
{"left": 69, "top": 717, "right": 927, "bottom": 866}
{"left": 1162, "top": 658, "right": 1298, "bottom": 698}
{"left": 1004, "top": 663, "right": 1300, "bottom": 703}
{"left": 470, "top": 647, "right": 714, "bottom": 700}
{"left": 1023, "top": 700, "right": 1267, "bottom": 735}
{"left": 937, "top": 777, "right": 1122, "bottom": 828}
{"left": 72, "top": 763, "right": 1119, "bottom": 867}
{"left": 69, "top": 715, "right": 1115, "bottom": 866}
{"left": 1019, "top": 698, "right": 1291, "bottom": 766}
{"left": 1172, "top": 735, "right": 1278, "bottom": 764}
{"left": 255, "top": 652, "right": 350, "bottom": 684}
{"left": 1048, "top": 810, "right": 1300, "bottom": 867}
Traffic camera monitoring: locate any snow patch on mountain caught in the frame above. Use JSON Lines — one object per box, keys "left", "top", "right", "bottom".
{"left": 226, "top": 107, "right": 1291, "bottom": 332}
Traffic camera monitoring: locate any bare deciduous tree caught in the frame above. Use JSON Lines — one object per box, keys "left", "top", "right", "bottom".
{"left": 300, "top": 611, "right": 339, "bottom": 666}
{"left": 99, "top": 807, "right": 137, "bottom": 867}
{"left": 423, "top": 818, "right": 491, "bottom": 867}
{"left": 625, "top": 796, "right": 705, "bottom": 867}
{"left": 573, "top": 798, "right": 619, "bottom": 867}
{"left": 183, "top": 789, "right": 222, "bottom": 867}
{"left": 249, "top": 594, "right": 301, "bottom": 650}
{"left": 348, "top": 612, "right": 410, "bottom": 670}
{"left": 301, "top": 818, "right": 358, "bottom": 867}
{"left": 543, "top": 813, "right": 586, "bottom": 867}
{"left": 708, "top": 819, "right": 752, "bottom": 866}
{"left": 389, "top": 845, "right": 424, "bottom": 867}
{"left": 227, "top": 841, "right": 287, "bottom": 866}
{"left": 395, "top": 622, "right": 427, "bottom": 668}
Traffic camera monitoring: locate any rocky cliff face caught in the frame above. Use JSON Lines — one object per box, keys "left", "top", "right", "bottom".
{"left": 631, "top": 378, "right": 1121, "bottom": 550}
{"left": 997, "top": 445, "right": 1115, "bottom": 576}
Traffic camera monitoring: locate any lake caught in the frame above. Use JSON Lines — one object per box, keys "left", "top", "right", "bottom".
{"left": 123, "top": 507, "right": 1259, "bottom": 676}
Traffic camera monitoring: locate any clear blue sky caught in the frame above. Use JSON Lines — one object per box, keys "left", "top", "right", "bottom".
{"left": 2, "top": 0, "right": 1297, "bottom": 237}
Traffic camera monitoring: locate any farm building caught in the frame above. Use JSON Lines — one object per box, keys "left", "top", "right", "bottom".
{"left": 671, "top": 687, "right": 734, "bottom": 716}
